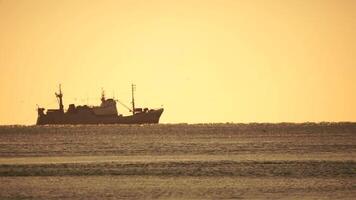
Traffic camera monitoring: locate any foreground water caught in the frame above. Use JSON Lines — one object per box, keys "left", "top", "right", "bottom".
{"left": 0, "top": 123, "right": 355, "bottom": 199}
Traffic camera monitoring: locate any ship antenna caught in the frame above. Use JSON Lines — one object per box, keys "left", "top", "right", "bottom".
{"left": 131, "top": 84, "right": 136, "bottom": 114}
{"left": 55, "top": 84, "right": 64, "bottom": 113}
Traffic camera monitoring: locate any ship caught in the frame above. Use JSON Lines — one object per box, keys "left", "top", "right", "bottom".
{"left": 36, "top": 84, "right": 164, "bottom": 125}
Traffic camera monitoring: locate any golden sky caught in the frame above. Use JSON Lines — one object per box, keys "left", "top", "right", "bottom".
{"left": 0, "top": 0, "right": 355, "bottom": 124}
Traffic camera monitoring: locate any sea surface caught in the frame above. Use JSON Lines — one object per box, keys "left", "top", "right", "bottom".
{"left": 0, "top": 123, "right": 355, "bottom": 199}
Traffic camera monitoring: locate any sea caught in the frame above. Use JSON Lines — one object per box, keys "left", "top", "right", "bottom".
{"left": 0, "top": 123, "right": 355, "bottom": 199}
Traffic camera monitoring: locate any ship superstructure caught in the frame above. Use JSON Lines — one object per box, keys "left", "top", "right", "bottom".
{"left": 36, "top": 84, "right": 163, "bottom": 125}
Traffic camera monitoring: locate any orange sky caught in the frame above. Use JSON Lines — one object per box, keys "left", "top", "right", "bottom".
{"left": 0, "top": 0, "right": 355, "bottom": 125}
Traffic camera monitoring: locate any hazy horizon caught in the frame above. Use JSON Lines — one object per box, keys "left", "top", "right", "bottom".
{"left": 1, "top": 0, "right": 355, "bottom": 125}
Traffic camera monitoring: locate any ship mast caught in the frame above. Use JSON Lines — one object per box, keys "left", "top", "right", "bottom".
{"left": 55, "top": 84, "right": 64, "bottom": 113}
{"left": 131, "top": 84, "right": 136, "bottom": 114}
{"left": 101, "top": 88, "right": 105, "bottom": 103}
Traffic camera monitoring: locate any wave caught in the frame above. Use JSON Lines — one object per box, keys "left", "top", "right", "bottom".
{"left": 1, "top": 160, "right": 354, "bottom": 177}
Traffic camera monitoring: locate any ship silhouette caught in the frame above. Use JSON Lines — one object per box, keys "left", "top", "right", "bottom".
{"left": 36, "top": 84, "right": 164, "bottom": 125}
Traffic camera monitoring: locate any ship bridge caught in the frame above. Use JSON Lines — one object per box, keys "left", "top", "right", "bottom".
{"left": 92, "top": 98, "right": 118, "bottom": 116}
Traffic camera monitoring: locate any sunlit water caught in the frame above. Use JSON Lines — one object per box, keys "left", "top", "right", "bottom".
{"left": 0, "top": 123, "right": 355, "bottom": 199}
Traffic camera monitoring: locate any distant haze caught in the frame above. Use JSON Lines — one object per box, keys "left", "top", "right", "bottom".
{"left": 0, "top": 0, "right": 355, "bottom": 124}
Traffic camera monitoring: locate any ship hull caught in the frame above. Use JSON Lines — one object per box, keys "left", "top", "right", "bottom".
{"left": 36, "top": 108, "right": 164, "bottom": 125}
